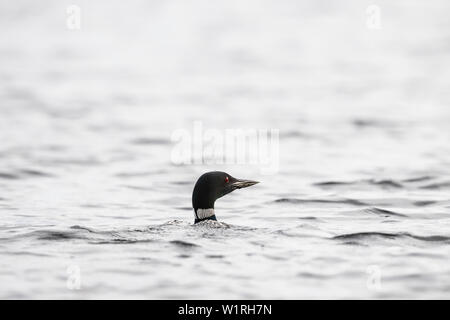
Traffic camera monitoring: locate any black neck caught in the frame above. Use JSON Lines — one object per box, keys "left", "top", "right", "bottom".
{"left": 194, "top": 215, "right": 217, "bottom": 224}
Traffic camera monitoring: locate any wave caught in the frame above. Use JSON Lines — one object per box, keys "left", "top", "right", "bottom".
{"left": 314, "top": 179, "right": 403, "bottom": 189}
{"left": 0, "top": 169, "right": 53, "bottom": 180}
{"left": 363, "top": 207, "right": 407, "bottom": 217}
{"left": 70, "top": 225, "right": 96, "bottom": 232}
{"left": 170, "top": 240, "right": 199, "bottom": 247}
{"left": 29, "top": 230, "right": 89, "bottom": 241}
{"left": 4, "top": 220, "right": 251, "bottom": 245}
{"left": 0, "top": 172, "right": 19, "bottom": 180}
{"left": 352, "top": 119, "right": 393, "bottom": 128}
{"left": 413, "top": 200, "right": 436, "bottom": 207}
{"left": 369, "top": 179, "right": 403, "bottom": 188}
{"left": 333, "top": 232, "right": 450, "bottom": 243}
{"left": 402, "top": 176, "right": 435, "bottom": 183}
{"left": 315, "top": 176, "right": 443, "bottom": 190}
{"left": 191, "top": 219, "right": 232, "bottom": 229}
{"left": 19, "top": 169, "right": 53, "bottom": 177}
{"left": 274, "top": 198, "right": 368, "bottom": 206}
{"left": 93, "top": 239, "right": 155, "bottom": 245}
{"left": 313, "top": 181, "right": 353, "bottom": 186}
{"left": 420, "top": 181, "right": 450, "bottom": 190}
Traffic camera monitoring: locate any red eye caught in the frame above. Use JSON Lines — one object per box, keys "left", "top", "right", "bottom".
{"left": 225, "top": 176, "right": 229, "bottom": 183}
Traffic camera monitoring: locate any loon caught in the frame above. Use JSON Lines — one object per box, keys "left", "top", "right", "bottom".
{"left": 192, "top": 171, "right": 259, "bottom": 223}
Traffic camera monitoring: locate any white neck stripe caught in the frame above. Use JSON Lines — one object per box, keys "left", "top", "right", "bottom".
{"left": 196, "top": 208, "right": 215, "bottom": 220}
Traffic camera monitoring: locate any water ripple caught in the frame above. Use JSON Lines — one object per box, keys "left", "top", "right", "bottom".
{"left": 333, "top": 232, "right": 450, "bottom": 243}
{"left": 362, "top": 207, "right": 408, "bottom": 218}
{"left": 274, "top": 198, "right": 368, "bottom": 206}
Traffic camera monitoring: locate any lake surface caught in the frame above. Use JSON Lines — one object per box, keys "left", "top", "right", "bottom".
{"left": 1, "top": 0, "right": 450, "bottom": 299}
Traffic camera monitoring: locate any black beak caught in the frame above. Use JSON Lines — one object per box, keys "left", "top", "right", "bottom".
{"left": 230, "top": 178, "right": 259, "bottom": 190}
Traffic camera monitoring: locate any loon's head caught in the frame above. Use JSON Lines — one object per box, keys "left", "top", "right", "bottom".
{"left": 192, "top": 171, "right": 259, "bottom": 223}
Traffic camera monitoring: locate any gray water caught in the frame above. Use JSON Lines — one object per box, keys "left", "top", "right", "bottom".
{"left": 1, "top": 0, "right": 450, "bottom": 299}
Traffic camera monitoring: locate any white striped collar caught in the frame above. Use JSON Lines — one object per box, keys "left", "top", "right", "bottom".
{"left": 195, "top": 208, "right": 215, "bottom": 220}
